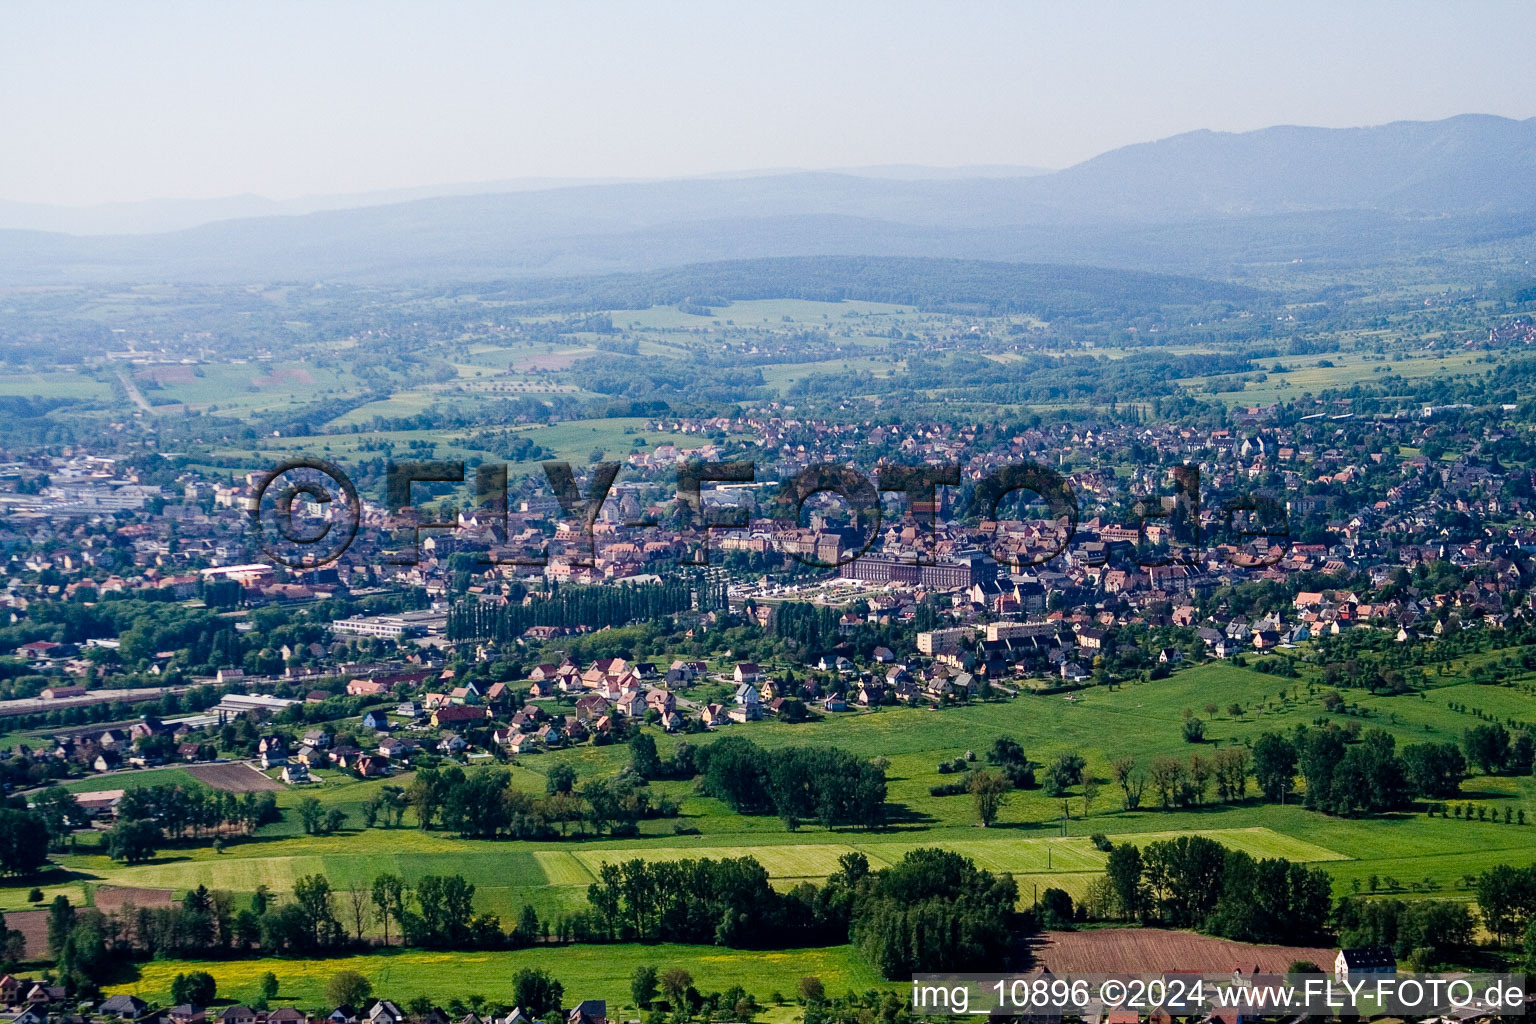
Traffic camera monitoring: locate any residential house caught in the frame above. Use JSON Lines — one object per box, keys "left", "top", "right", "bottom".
{"left": 1335, "top": 947, "right": 1396, "bottom": 981}
{"left": 365, "top": 1003, "right": 405, "bottom": 1024}
{"left": 98, "top": 995, "right": 149, "bottom": 1020}
{"left": 257, "top": 735, "right": 288, "bottom": 767}
{"left": 431, "top": 705, "right": 490, "bottom": 728}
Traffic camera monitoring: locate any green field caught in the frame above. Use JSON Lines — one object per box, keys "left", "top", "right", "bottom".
{"left": 105, "top": 943, "right": 881, "bottom": 1013}
{"left": 14, "top": 660, "right": 1536, "bottom": 918}
{"left": 0, "top": 371, "right": 113, "bottom": 400}
{"left": 1196, "top": 349, "right": 1493, "bottom": 405}
{"left": 204, "top": 418, "right": 745, "bottom": 482}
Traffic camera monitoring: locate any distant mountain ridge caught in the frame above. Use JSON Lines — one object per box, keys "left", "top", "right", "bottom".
{"left": 1, "top": 114, "right": 1533, "bottom": 283}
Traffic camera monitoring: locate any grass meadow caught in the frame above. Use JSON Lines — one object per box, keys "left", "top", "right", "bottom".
{"left": 14, "top": 661, "right": 1536, "bottom": 923}
{"left": 104, "top": 943, "right": 880, "bottom": 1016}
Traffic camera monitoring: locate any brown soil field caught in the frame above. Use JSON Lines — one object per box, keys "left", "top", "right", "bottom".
{"left": 92, "top": 885, "right": 177, "bottom": 912}
{"left": 1032, "top": 928, "right": 1336, "bottom": 975}
{"left": 186, "top": 761, "right": 285, "bottom": 792}
{"left": 510, "top": 350, "right": 591, "bottom": 371}
{"left": 253, "top": 367, "right": 315, "bottom": 388}
{"left": 136, "top": 365, "right": 196, "bottom": 385}
{"left": 5, "top": 910, "right": 46, "bottom": 958}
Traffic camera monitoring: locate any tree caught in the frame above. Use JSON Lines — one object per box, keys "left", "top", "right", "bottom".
{"left": 546, "top": 763, "right": 577, "bottom": 796}
{"left": 1475, "top": 864, "right": 1536, "bottom": 946}
{"left": 850, "top": 848, "right": 1017, "bottom": 979}
{"left": 798, "top": 977, "right": 826, "bottom": 1004}
{"left": 1081, "top": 777, "right": 1100, "bottom": 818}
{"left": 1105, "top": 843, "right": 1145, "bottom": 921}
{"left": 0, "top": 809, "right": 53, "bottom": 876}
{"left": 1039, "top": 887, "right": 1074, "bottom": 929}
{"left": 968, "top": 769, "right": 1010, "bottom": 827}
{"left": 371, "top": 873, "right": 407, "bottom": 946}
{"left": 298, "top": 797, "right": 326, "bottom": 835}
{"left": 171, "top": 970, "right": 217, "bottom": 1007}
{"left": 258, "top": 972, "right": 280, "bottom": 1005}
{"left": 1207, "top": 852, "right": 1332, "bottom": 945}
{"left": 1401, "top": 743, "right": 1467, "bottom": 799}
{"left": 629, "top": 733, "right": 662, "bottom": 780}
{"left": 1111, "top": 756, "right": 1145, "bottom": 810}
{"left": 1464, "top": 724, "right": 1511, "bottom": 775}
{"left": 1041, "top": 752, "right": 1086, "bottom": 797}
{"left": 346, "top": 888, "right": 373, "bottom": 941}
{"left": 987, "top": 737, "right": 1026, "bottom": 767}
{"left": 325, "top": 970, "right": 373, "bottom": 1009}
{"left": 31, "top": 788, "right": 86, "bottom": 849}
{"left": 1182, "top": 717, "right": 1206, "bottom": 743}
{"left": 1252, "top": 732, "right": 1298, "bottom": 803}
{"left": 1148, "top": 756, "right": 1185, "bottom": 810}
{"left": 511, "top": 968, "right": 564, "bottom": 1017}
{"left": 1212, "top": 748, "right": 1250, "bottom": 803}
{"left": 292, "top": 873, "right": 344, "bottom": 950}
{"left": 660, "top": 968, "right": 694, "bottom": 1009}
{"left": 47, "top": 895, "right": 75, "bottom": 957}
{"left": 1142, "top": 836, "right": 1226, "bottom": 926}
{"left": 631, "top": 965, "right": 659, "bottom": 1009}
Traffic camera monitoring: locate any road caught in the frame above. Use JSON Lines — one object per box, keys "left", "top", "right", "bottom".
{"left": 0, "top": 683, "right": 194, "bottom": 719}
{"left": 116, "top": 367, "right": 154, "bottom": 412}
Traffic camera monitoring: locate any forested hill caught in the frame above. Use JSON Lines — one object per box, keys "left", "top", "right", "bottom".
{"left": 479, "top": 256, "right": 1268, "bottom": 317}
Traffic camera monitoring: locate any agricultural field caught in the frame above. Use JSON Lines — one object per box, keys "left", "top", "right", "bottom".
{"left": 14, "top": 661, "right": 1536, "bottom": 921}
{"left": 186, "top": 761, "right": 285, "bottom": 792}
{"left": 1031, "top": 929, "right": 1337, "bottom": 975}
{"left": 1194, "top": 349, "right": 1494, "bottom": 405}
{"left": 9, "top": 654, "right": 1536, "bottom": 1006}
{"left": 202, "top": 418, "right": 740, "bottom": 480}
{"left": 132, "top": 361, "right": 357, "bottom": 416}
{"left": 104, "top": 943, "right": 882, "bottom": 1017}
{"left": 0, "top": 370, "right": 113, "bottom": 400}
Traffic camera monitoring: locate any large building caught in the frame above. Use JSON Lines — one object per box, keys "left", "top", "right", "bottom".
{"left": 330, "top": 609, "right": 447, "bottom": 639}
{"left": 916, "top": 627, "right": 977, "bottom": 656}
{"left": 838, "top": 550, "right": 995, "bottom": 589}
{"left": 213, "top": 693, "right": 303, "bottom": 719}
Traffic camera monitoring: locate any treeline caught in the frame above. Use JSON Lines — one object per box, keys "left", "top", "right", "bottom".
{"left": 694, "top": 736, "right": 887, "bottom": 830}
{"left": 38, "top": 869, "right": 549, "bottom": 994}
{"left": 447, "top": 579, "right": 712, "bottom": 642}
{"left": 1109, "top": 725, "right": 1482, "bottom": 819}
{"left": 405, "top": 765, "right": 677, "bottom": 839}
{"left": 583, "top": 847, "right": 1018, "bottom": 980}
{"left": 44, "top": 851, "right": 1015, "bottom": 991}
{"left": 1099, "top": 835, "right": 1331, "bottom": 945}
{"left": 851, "top": 847, "right": 1019, "bottom": 979}
{"left": 583, "top": 855, "right": 847, "bottom": 947}
{"left": 118, "top": 783, "right": 281, "bottom": 840}
{"left": 486, "top": 256, "right": 1264, "bottom": 320}
{"left": 1334, "top": 897, "right": 1474, "bottom": 969}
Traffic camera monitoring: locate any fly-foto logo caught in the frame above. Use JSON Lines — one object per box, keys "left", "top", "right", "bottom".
{"left": 249, "top": 458, "right": 1290, "bottom": 570}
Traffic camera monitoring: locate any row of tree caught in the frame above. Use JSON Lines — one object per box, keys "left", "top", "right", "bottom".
{"left": 447, "top": 579, "right": 713, "bottom": 642}
{"left": 694, "top": 736, "right": 887, "bottom": 830}
{"left": 584, "top": 847, "right": 1018, "bottom": 980}
{"left": 1101, "top": 835, "right": 1332, "bottom": 944}
{"left": 406, "top": 765, "right": 676, "bottom": 839}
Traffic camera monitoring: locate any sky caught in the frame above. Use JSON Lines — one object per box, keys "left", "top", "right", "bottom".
{"left": 5, "top": 0, "right": 1536, "bottom": 207}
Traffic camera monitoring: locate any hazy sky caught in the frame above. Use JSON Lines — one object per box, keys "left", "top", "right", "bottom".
{"left": 5, "top": 0, "right": 1536, "bottom": 207}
